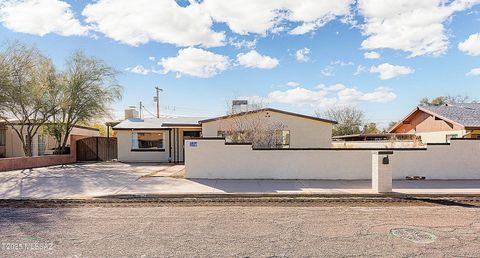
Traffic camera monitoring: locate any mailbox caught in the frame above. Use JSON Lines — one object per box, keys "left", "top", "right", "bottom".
{"left": 382, "top": 156, "right": 389, "bottom": 165}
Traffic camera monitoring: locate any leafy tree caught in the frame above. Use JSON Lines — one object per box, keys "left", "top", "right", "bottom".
{"left": 47, "top": 51, "right": 122, "bottom": 154}
{"left": 0, "top": 42, "right": 59, "bottom": 156}
{"left": 419, "top": 96, "right": 446, "bottom": 106}
{"left": 84, "top": 122, "right": 111, "bottom": 137}
{"left": 363, "top": 122, "right": 380, "bottom": 134}
{"left": 317, "top": 106, "right": 364, "bottom": 136}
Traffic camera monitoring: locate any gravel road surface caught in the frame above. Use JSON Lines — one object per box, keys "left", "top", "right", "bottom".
{"left": 0, "top": 205, "right": 479, "bottom": 257}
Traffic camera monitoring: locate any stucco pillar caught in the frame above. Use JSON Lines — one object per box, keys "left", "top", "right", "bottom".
{"left": 372, "top": 151, "right": 393, "bottom": 193}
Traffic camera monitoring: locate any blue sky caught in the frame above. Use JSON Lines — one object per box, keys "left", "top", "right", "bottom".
{"left": 0, "top": 0, "right": 479, "bottom": 127}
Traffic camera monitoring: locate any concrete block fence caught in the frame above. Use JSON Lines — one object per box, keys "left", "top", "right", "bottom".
{"left": 185, "top": 138, "right": 480, "bottom": 180}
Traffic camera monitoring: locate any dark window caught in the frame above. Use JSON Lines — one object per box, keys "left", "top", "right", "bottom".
{"left": 132, "top": 132, "right": 164, "bottom": 150}
{"left": 183, "top": 131, "right": 201, "bottom": 138}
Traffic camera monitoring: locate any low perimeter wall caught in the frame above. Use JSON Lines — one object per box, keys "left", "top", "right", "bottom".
{"left": 0, "top": 135, "right": 86, "bottom": 172}
{"left": 185, "top": 139, "right": 480, "bottom": 180}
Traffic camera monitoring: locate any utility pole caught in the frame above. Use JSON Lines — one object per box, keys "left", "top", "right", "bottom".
{"left": 154, "top": 86, "right": 163, "bottom": 118}
{"left": 139, "top": 101, "right": 142, "bottom": 118}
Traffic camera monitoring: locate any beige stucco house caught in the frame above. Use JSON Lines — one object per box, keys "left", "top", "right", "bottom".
{"left": 113, "top": 117, "right": 204, "bottom": 163}
{"left": 113, "top": 108, "right": 336, "bottom": 163}
{"left": 201, "top": 108, "right": 336, "bottom": 148}
{"left": 389, "top": 103, "right": 480, "bottom": 143}
{"left": 0, "top": 122, "right": 100, "bottom": 158}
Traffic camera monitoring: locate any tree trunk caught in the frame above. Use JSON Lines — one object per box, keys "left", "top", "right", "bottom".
{"left": 24, "top": 134, "right": 33, "bottom": 157}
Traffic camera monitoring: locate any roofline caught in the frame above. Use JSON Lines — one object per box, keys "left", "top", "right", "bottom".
{"left": 388, "top": 106, "right": 467, "bottom": 133}
{"left": 113, "top": 123, "right": 201, "bottom": 130}
{"left": 161, "top": 123, "right": 201, "bottom": 127}
{"left": 417, "top": 106, "right": 466, "bottom": 128}
{"left": 199, "top": 108, "right": 337, "bottom": 124}
{"left": 73, "top": 125, "right": 100, "bottom": 131}
{"left": 113, "top": 128, "right": 172, "bottom": 131}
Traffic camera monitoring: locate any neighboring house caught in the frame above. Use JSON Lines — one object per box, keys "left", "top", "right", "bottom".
{"left": 113, "top": 108, "right": 337, "bottom": 163}
{"left": 332, "top": 133, "right": 422, "bottom": 148}
{"left": 389, "top": 103, "right": 480, "bottom": 143}
{"left": 201, "top": 108, "right": 336, "bottom": 148}
{"left": 0, "top": 122, "right": 100, "bottom": 158}
{"left": 113, "top": 116, "right": 204, "bottom": 163}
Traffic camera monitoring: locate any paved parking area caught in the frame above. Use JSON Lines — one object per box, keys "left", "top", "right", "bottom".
{"left": 0, "top": 162, "right": 479, "bottom": 199}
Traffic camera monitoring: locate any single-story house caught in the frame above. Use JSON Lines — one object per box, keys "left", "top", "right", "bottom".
{"left": 0, "top": 122, "right": 100, "bottom": 158}
{"left": 113, "top": 116, "right": 204, "bottom": 163}
{"left": 389, "top": 103, "right": 480, "bottom": 143}
{"left": 113, "top": 108, "right": 337, "bottom": 163}
{"left": 200, "top": 108, "right": 336, "bottom": 148}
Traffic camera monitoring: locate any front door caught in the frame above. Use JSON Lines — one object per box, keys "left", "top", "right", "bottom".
{"left": 182, "top": 131, "right": 201, "bottom": 162}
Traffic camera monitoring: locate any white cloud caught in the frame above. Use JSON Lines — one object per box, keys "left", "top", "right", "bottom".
{"left": 0, "top": 0, "right": 87, "bottom": 36}
{"left": 286, "top": 81, "right": 300, "bottom": 87}
{"left": 354, "top": 65, "right": 367, "bottom": 75}
{"left": 358, "top": 0, "right": 480, "bottom": 57}
{"left": 158, "top": 47, "right": 230, "bottom": 78}
{"left": 320, "top": 66, "right": 335, "bottom": 77}
{"left": 458, "top": 33, "right": 480, "bottom": 56}
{"left": 125, "top": 65, "right": 158, "bottom": 75}
{"left": 331, "top": 60, "right": 354, "bottom": 66}
{"left": 466, "top": 67, "right": 480, "bottom": 76}
{"left": 228, "top": 38, "right": 257, "bottom": 49}
{"left": 245, "top": 83, "right": 396, "bottom": 107}
{"left": 320, "top": 60, "right": 354, "bottom": 76}
{"left": 364, "top": 51, "right": 380, "bottom": 59}
{"left": 370, "top": 63, "right": 414, "bottom": 80}
{"left": 237, "top": 50, "right": 279, "bottom": 69}
{"left": 148, "top": 56, "right": 155, "bottom": 61}
{"left": 202, "top": 0, "right": 353, "bottom": 36}
{"left": 295, "top": 48, "right": 311, "bottom": 62}
{"left": 82, "top": 0, "right": 225, "bottom": 47}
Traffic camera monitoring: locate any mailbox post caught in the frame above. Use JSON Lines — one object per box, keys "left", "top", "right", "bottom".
{"left": 372, "top": 151, "right": 393, "bottom": 193}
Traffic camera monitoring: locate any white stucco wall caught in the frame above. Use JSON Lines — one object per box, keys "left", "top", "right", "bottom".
{"left": 116, "top": 130, "right": 171, "bottom": 162}
{"left": 415, "top": 130, "right": 466, "bottom": 144}
{"left": 201, "top": 110, "right": 333, "bottom": 148}
{"left": 185, "top": 139, "right": 480, "bottom": 180}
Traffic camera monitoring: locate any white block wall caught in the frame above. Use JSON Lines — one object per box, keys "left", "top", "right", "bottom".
{"left": 185, "top": 139, "right": 480, "bottom": 180}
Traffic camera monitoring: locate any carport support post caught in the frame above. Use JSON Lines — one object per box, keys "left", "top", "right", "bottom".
{"left": 372, "top": 151, "right": 393, "bottom": 193}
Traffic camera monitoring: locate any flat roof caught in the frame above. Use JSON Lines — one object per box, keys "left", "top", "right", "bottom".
{"left": 113, "top": 116, "right": 205, "bottom": 130}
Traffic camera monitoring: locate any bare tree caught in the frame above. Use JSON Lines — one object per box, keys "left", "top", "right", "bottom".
{"left": 0, "top": 42, "right": 58, "bottom": 156}
{"left": 419, "top": 95, "right": 477, "bottom": 106}
{"left": 46, "top": 50, "right": 122, "bottom": 154}
{"left": 317, "top": 106, "right": 364, "bottom": 136}
{"left": 219, "top": 111, "right": 286, "bottom": 148}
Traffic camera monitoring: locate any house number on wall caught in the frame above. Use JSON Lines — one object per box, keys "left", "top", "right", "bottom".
{"left": 189, "top": 141, "right": 198, "bottom": 148}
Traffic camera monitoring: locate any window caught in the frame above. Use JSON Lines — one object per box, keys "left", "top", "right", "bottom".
{"left": 38, "top": 135, "right": 46, "bottom": 156}
{"left": 446, "top": 134, "right": 458, "bottom": 143}
{"left": 183, "top": 131, "right": 201, "bottom": 138}
{"left": 275, "top": 130, "right": 290, "bottom": 148}
{"left": 132, "top": 132, "right": 164, "bottom": 150}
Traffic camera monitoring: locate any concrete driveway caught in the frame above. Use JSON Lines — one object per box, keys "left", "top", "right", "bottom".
{"left": 1, "top": 162, "right": 480, "bottom": 199}
{"left": 0, "top": 162, "right": 182, "bottom": 199}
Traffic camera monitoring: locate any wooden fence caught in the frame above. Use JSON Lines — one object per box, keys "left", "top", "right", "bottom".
{"left": 76, "top": 137, "right": 117, "bottom": 161}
